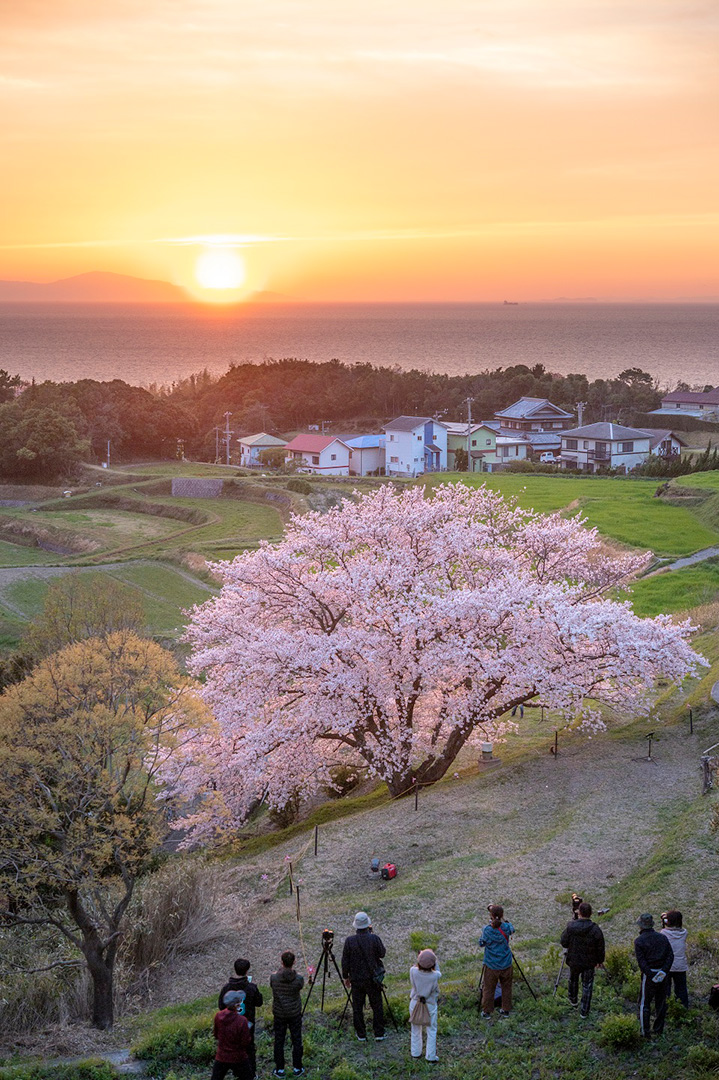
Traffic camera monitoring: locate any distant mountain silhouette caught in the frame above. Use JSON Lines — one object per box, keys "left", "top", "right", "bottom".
{"left": 0, "top": 272, "right": 295, "bottom": 304}
{"left": 0, "top": 271, "right": 186, "bottom": 303}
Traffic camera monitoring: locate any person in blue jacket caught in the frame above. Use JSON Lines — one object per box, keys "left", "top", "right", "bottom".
{"left": 479, "top": 904, "right": 515, "bottom": 1017}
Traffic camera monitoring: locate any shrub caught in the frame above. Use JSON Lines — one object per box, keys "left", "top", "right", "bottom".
{"left": 324, "top": 764, "right": 362, "bottom": 798}
{"left": 120, "top": 857, "right": 223, "bottom": 985}
{"left": 687, "top": 1044, "right": 719, "bottom": 1071}
{"left": 286, "top": 478, "right": 312, "bottom": 494}
{"left": 603, "top": 945, "right": 634, "bottom": 985}
{"left": 131, "top": 1013, "right": 216, "bottom": 1065}
{"left": 330, "top": 1064, "right": 365, "bottom": 1080}
{"left": 597, "top": 1013, "right": 641, "bottom": 1050}
{"left": 0, "top": 1063, "right": 119, "bottom": 1080}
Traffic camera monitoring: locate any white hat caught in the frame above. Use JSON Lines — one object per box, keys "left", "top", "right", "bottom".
{"left": 353, "top": 911, "right": 371, "bottom": 929}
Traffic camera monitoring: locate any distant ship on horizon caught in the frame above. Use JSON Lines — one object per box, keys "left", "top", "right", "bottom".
{"left": 503, "top": 299, "right": 519, "bottom": 305}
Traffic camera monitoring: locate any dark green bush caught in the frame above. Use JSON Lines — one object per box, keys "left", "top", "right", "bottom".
{"left": 324, "top": 764, "right": 362, "bottom": 798}
{"left": 597, "top": 1013, "right": 641, "bottom": 1050}
{"left": 603, "top": 945, "right": 634, "bottom": 985}
{"left": 131, "top": 1013, "right": 216, "bottom": 1065}
{"left": 0, "top": 1062, "right": 118, "bottom": 1080}
{"left": 687, "top": 1044, "right": 719, "bottom": 1070}
{"left": 286, "top": 478, "right": 312, "bottom": 494}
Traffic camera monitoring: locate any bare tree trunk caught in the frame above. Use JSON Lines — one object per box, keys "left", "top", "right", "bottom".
{"left": 86, "top": 948, "right": 115, "bottom": 1029}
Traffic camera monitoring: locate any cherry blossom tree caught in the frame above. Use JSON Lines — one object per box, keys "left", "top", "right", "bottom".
{"left": 178, "top": 483, "right": 702, "bottom": 834}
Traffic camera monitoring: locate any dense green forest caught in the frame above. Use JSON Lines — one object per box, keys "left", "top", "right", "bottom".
{"left": 0, "top": 359, "right": 674, "bottom": 480}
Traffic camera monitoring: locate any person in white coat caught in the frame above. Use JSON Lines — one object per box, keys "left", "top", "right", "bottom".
{"left": 409, "top": 948, "right": 441, "bottom": 1063}
{"left": 660, "top": 909, "right": 689, "bottom": 1007}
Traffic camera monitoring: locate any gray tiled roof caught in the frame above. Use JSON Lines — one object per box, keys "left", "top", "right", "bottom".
{"left": 561, "top": 422, "right": 652, "bottom": 440}
{"left": 495, "top": 397, "right": 574, "bottom": 420}
{"left": 384, "top": 415, "right": 433, "bottom": 431}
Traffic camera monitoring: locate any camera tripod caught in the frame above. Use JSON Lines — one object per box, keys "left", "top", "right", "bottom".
{"left": 477, "top": 951, "right": 537, "bottom": 1004}
{"left": 302, "top": 934, "right": 352, "bottom": 1018}
{"left": 339, "top": 976, "right": 399, "bottom": 1034}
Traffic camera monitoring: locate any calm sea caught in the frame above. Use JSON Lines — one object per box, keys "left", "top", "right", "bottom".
{"left": 1, "top": 302, "right": 717, "bottom": 389}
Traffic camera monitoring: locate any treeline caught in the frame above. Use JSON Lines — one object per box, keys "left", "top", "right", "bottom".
{"left": 0, "top": 360, "right": 665, "bottom": 480}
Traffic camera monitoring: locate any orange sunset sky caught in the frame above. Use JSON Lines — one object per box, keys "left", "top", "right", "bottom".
{"left": 1, "top": 0, "right": 717, "bottom": 302}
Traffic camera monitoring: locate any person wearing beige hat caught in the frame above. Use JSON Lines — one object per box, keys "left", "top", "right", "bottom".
{"left": 341, "top": 912, "right": 387, "bottom": 1041}
{"left": 409, "top": 949, "right": 441, "bottom": 1062}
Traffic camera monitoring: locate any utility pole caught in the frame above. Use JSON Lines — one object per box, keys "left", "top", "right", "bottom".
{"left": 576, "top": 401, "right": 586, "bottom": 427}
{"left": 106, "top": 439, "right": 111, "bottom": 468}
{"left": 224, "top": 411, "right": 233, "bottom": 466}
{"left": 466, "top": 397, "right": 473, "bottom": 470}
{"left": 214, "top": 426, "right": 220, "bottom": 462}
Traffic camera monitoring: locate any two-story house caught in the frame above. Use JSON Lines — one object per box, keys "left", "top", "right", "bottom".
{"left": 284, "top": 434, "right": 351, "bottom": 475}
{"left": 560, "top": 423, "right": 652, "bottom": 473}
{"left": 491, "top": 396, "right": 575, "bottom": 460}
{"left": 383, "top": 416, "right": 448, "bottom": 477}
{"left": 443, "top": 422, "right": 497, "bottom": 470}
{"left": 651, "top": 388, "right": 719, "bottom": 419}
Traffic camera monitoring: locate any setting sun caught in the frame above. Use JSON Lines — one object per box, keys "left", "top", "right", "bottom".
{"left": 194, "top": 249, "right": 246, "bottom": 290}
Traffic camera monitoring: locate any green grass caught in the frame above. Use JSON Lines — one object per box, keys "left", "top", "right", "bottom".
{"left": 629, "top": 561, "right": 719, "bottom": 616}
{"left": 426, "top": 474, "right": 719, "bottom": 557}
{"left": 670, "top": 470, "right": 719, "bottom": 490}
{"left": 0, "top": 563, "right": 213, "bottom": 637}
{"left": 0, "top": 541, "right": 58, "bottom": 567}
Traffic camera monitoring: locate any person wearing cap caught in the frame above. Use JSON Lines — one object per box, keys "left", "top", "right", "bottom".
{"left": 634, "top": 913, "right": 675, "bottom": 1038}
{"left": 478, "top": 904, "right": 515, "bottom": 1018}
{"left": 341, "top": 911, "right": 387, "bottom": 1041}
{"left": 211, "top": 989, "right": 252, "bottom": 1079}
{"left": 218, "top": 959, "right": 263, "bottom": 1079}
{"left": 409, "top": 948, "right": 441, "bottom": 1062}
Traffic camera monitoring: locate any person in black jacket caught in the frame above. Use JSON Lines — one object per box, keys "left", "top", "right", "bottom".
{"left": 341, "top": 911, "right": 387, "bottom": 1041}
{"left": 634, "top": 913, "right": 674, "bottom": 1037}
{"left": 270, "top": 950, "right": 305, "bottom": 1077}
{"left": 218, "top": 959, "right": 263, "bottom": 1078}
{"left": 560, "top": 901, "right": 605, "bottom": 1017}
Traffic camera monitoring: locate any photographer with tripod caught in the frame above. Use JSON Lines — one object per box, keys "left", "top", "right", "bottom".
{"left": 341, "top": 911, "right": 387, "bottom": 1042}
{"left": 559, "top": 901, "right": 605, "bottom": 1018}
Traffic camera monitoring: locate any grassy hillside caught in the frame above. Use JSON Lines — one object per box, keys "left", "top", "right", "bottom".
{"left": 427, "top": 473, "right": 719, "bottom": 558}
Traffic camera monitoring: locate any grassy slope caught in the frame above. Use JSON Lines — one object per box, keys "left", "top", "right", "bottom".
{"left": 427, "top": 473, "right": 719, "bottom": 558}
{"left": 54, "top": 695, "right": 719, "bottom": 1080}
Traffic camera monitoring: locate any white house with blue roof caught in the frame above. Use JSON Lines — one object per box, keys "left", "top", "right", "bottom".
{"left": 383, "top": 416, "right": 448, "bottom": 477}
{"left": 346, "top": 434, "right": 386, "bottom": 476}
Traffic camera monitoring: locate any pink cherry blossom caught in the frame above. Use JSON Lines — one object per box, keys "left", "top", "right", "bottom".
{"left": 173, "top": 483, "right": 704, "bottom": 839}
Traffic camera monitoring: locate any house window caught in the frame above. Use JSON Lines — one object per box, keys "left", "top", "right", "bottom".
{"left": 620, "top": 441, "right": 634, "bottom": 453}
{"left": 486, "top": 438, "right": 492, "bottom": 445}
{"left": 583, "top": 441, "right": 589, "bottom": 449}
{"left": 417, "top": 434, "right": 422, "bottom": 441}
{"left": 471, "top": 439, "right": 477, "bottom": 446}
{"left": 312, "top": 455, "right": 320, "bottom": 465}
{"left": 390, "top": 456, "right": 399, "bottom": 464}
{"left": 389, "top": 433, "right": 395, "bottom": 442}
{"left": 565, "top": 439, "right": 578, "bottom": 450}
{"left": 331, "top": 453, "right": 336, "bottom": 461}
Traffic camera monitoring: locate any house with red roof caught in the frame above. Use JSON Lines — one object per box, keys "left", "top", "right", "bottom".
{"left": 284, "top": 434, "right": 352, "bottom": 475}
{"left": 651, "top": 388, "right": 719, "bottom": 419}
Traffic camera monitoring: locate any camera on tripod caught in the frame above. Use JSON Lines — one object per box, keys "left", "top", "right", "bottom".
{"left": 322, "top": 928, "right": 334, "bottom": 944}
{"left": 571, "top": 893, "right": 583, "bottom": 919}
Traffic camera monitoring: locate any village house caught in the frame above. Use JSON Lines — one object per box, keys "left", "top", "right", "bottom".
{"left": 443, "top": 422, "right": 496, "bottom": 470}
{"left": 383, "top": 416, "right": 448, "bottom": 477}
{"left": 642, "top": 429, "right": 686, "bottom": 458}
{"left": 488, "top": 396, "right": 575, "bottom": 461}
{"left": 346, "top": 434, "right": 386, "bottom": 476}
{"left": 560, "top": 422, "right": 652, "bottom": 473}
{"left": 650, "top": 388, "right": 719, "bottom": 419}
{"left": 284, "top": 434, "right": 351, "bottom": 475}
{"left": 238, "top": 432, "right": 287, "bottom": 468}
